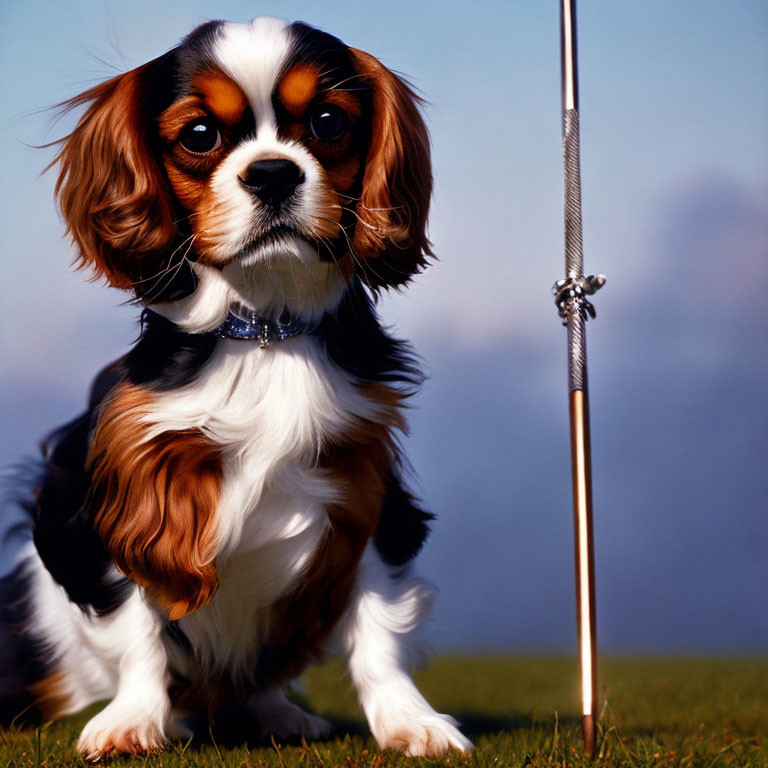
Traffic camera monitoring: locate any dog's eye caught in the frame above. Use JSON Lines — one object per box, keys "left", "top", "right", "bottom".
{"left": 179, "top": 118, "right": 222, "bottom": 154}
{"left": 308, "top": 105, "right": 347, "bottom": 141}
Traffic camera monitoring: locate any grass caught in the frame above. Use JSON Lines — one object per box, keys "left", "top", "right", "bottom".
{"left": 2, "top": 656, "right": 767, "bottom": 767}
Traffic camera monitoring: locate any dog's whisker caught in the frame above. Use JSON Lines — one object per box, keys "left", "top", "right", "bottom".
{"left": 126, "top": 233, "right": 198, "bottom": 289}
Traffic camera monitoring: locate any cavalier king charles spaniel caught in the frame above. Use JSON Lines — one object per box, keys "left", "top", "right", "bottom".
{"left": 0, "top": 16, "right": 472, "bottom": 760}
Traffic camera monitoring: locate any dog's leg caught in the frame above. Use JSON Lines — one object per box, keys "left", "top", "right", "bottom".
{"left": 338, "top": 546, "right": 472, "bottom": 757}
{"left": 75, "top": 590, "right": 170, "bottom": 759}
{"left": 246, "top": 687, "right": 333, "bottom": 742}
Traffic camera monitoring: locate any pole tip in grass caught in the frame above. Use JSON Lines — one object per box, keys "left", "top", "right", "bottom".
{"left": 582, "top": 713, "right": 597, "bottom": 757}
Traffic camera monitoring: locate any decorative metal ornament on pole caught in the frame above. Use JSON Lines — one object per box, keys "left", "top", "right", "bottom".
{"left": 553, "top": 0, "right": 605, "bottom": 756}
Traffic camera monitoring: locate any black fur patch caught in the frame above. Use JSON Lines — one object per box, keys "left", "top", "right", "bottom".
{"left": 175, "top": 20, "right": 226, "bottom": 85}
{"left": 0, "top": 565, "right": 54, "bottom": 725}
{"left": 123, "top": 310, "right": 217, "bottom": 391}
{"left": 31, "top": 410, "right": 132, "bottom": 616}
{"left": 286, "top": 22, "right": 358, "bottom": 88}
{"left": 374, "top": 472, "right": 434, "bottom": 567}
{"left": 314, "top": 278, "right": 423, "bottom": 388}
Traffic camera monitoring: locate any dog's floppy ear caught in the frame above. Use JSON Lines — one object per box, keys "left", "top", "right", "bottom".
{"left": 349, "top": 49, "right": 433, "bottom": 289}
{"left": 55, "top": 62, "right": 176, "bottom": 292}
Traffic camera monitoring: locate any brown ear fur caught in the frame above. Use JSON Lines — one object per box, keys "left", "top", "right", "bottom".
{"left": 349, "top": 49, "right": 433, "bottom": 289}
{"left": 88, "top": 385, "right": 221, "bottom": 619}
{"left": 55, "top": 64, "right": 176, "bottom": 291}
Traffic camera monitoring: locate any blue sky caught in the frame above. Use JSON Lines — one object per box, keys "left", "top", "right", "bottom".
{"left": 1, "top": 1, "right": 766, "bottom": 652}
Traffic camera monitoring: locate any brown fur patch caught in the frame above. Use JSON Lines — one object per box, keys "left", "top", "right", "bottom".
{"left": 278, "top": 63, "right": 321, "bottom": 118}
{"left": 88, "top": 384, "right": 222, "bottom": 620}
{"left": 324, "top": 155, "right": 361, "bottom": 194}
{"left": 163, "top": 162, "right": 207, "bottom": 211}
{"left": 158, "top": 97, "right": 224, "bottom": 214}
{"left": 192, "top": 71, "right": 248, "bottom": 126}
{"left": 30, "top": 672, "right": 70, "bottom": 721}
{"left": 356, "top": 382, "right": 410, "bottom": 433}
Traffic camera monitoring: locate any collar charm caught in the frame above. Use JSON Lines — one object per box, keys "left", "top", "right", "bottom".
{"left": 215, "top": 305, "right": 307, "bottom": 347}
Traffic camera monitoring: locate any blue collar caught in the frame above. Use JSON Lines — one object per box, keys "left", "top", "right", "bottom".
{"left": 215, "top": 305, "right": 308, "bottom": 348}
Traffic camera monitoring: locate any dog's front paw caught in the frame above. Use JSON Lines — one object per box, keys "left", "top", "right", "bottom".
{"left": 77, "top": 702, "right": 167, "bottom": 760}
{"left": 260, "top": 707, "right": 333, "bottom": 742}
{"left": 375, "top": 712, "right": 473, "bottom": 758}
{"left": 249, "top": 688, "right": 333, "bottom": 742}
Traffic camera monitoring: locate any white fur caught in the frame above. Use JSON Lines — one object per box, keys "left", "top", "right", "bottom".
{"left": 141, "top": 333, "right": 380, "bottom": 681}
{"left": 153, "top": 264, "right": 232, "bottom": 333}
{"left": 154, "top": 257, "right": 346, "bottom": 336}
{"left": 75, "top": 626, "right": 169, "bottom": 759}
{"left": 223, "top": 250, "right": 348, "bottom": 322}
{"left": 339, "top": 546, "right": 473, "bottom": 756}
{"left": 215, "top": 19, "right": 290, "bottom": 136}
{"left": 26, "top": 544, "right": 171, "bottom": 758}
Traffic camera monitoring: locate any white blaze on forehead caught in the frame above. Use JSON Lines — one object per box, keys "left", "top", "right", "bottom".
{"left": 214, "top": 17, "right": 292, "bottom": 135}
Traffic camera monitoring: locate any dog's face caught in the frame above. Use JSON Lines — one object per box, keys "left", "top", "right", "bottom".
{"left": 56, "top": 18, "right": 432, "bottom": 304}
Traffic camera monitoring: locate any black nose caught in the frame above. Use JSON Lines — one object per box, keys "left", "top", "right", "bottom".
{"left": 239, "top": 159, "right": 305, "bottom": 207}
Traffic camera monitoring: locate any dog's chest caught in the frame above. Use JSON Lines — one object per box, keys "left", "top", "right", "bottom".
{"left": 154, "top": 336, "right": 375, "bottom": 670}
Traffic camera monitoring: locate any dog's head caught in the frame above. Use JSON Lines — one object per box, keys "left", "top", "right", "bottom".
{"left": 55, "top": 18, "right": 432, "bottom": 309}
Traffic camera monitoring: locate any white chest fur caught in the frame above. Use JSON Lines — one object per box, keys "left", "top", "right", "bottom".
{"left": 143, "top": 335, "right": 377, "bottom": 676}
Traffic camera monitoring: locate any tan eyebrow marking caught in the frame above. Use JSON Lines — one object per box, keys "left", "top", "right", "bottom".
{"left": 192, "top": 71, "right": 248, "bottom": 125}
{"left": 278, "top": 63, "right": 322, "bottom": 118}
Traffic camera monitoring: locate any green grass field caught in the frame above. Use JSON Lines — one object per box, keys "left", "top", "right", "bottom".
{"left": 2, "top": 656, "right": 766, "bottom": 767}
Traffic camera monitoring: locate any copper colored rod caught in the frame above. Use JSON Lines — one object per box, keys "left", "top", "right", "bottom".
{"left": 569, "top": 389, "right": 598, "bottom": 755}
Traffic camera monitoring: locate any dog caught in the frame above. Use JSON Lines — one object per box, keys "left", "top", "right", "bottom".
{"left": 0, "top": 17, "right": 472, "bottom": 760}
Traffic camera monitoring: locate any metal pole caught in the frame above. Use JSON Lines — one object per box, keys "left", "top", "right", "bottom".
{"left": 554, "top": 0, "right": 605, "bottom": 756}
